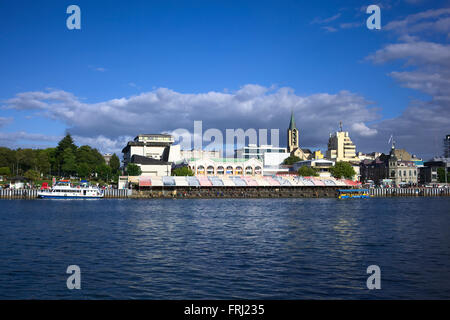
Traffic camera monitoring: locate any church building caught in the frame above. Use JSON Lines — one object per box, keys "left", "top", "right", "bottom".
{"left": 287, "top": 111, "right": 311, "bottom": 160}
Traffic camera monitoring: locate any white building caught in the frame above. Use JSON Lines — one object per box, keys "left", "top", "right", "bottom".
{"left": 122, "top": 134, "right": 175, "bottom": 167}
{"left": 293, "top": 159, "right": 335, "bottom": 178}
{"left": 130, "top": 155, "right": 172, "bottom": 177}
{"left": 326, "top": 131, "right": 359, "bottom": 162}
{"left": 187, "top": 158, "right": 263, "bottom": 176}
{"left": 122, "top": 134, "right": 176, "bottom": 176}
{"left": 180, "top": 149, "right": 220, "bottom": 160}
{"left": 235, "top": 144, "right": 288, "bottom": 161}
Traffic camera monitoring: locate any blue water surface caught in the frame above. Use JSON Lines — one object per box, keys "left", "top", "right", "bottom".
{"left": 0, "top": 198, "right": 449, "bottom": 299}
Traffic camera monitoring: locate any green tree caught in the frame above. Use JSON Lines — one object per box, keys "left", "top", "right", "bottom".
{"left": 44, "top": 148, "right": 58, "bottom": 175}
{"left": 61, "top": 148, "right": 77, "bottom": 176}
{"left": 36, "top": 150, "right": 51, "bottom": 176}
{"left": 56, "top": 134, "right": 77, "bottom": 173}
{"left": 76, "top": 145, "right": 105, "bottom": 173}
{"left": 24, "top": 169, "right": 40, "bottom": 182}
{"left": 172, "top": 166, "right": 194, "bottom": 176}
{"left": 16, "top": 148, "right": 36, "bottom": 174}
{"left": 437, "top": 167, "right": 448, "bottom": 183}
{"left": 77, "top": 163, "right": 92, "bottom": 178}
{"left": 0, "top": 167, "right": 11, "bottom": 176}
{"left": 96, "top": 163, "right": 112, "bottom": 181}
{"left": 283, "top": 155, "right": 301, "bottom": 165}
{"left": 297, "top": 166, "right": 318, "bottom": 177}
{"left": 126, "top": 163, "right": 142, "bottom": 176}
{"left": 109, "top": 153, "right": 121, "bottom": 173}
{"left": 0, "top": 147, "right": 15, "bottom": 172}
{"left": 56, "top": 134, "right": 77, "bottom": 154}
{"left": 330, "top": 161, "right": 356, "bottom": 179}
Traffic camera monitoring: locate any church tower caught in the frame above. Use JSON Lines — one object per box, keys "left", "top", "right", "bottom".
{"left": 287, "top": 111, "right": 299, "bottom": 153}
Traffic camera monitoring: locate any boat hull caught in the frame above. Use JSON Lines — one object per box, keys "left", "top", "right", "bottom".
{"left": 38, "top": 194, "right": 103, "bottom": 199}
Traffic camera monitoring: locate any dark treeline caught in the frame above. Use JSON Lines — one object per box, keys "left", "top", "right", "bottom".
{"left": 0, "top": 134, "right": 121, "bottom": 182}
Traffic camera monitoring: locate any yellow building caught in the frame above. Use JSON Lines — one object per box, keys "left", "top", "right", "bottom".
{"left": 313, "top": 150, "right": 324, "bottom": 159}
{"left": 326, "top": 130, "right": 359, "bottom": 162}
{"left": 326, "top": 125, "right": 360, "bottom": 181}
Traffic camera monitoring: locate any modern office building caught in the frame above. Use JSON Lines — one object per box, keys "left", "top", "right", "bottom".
{"left": 420, "top": 157, "right": 450, "bottom": 184}
{"left": 234, "top": 144, "right": 288, "bottom": 161}
{"left": 444, "top": 134, "right": 450, "bottom": 158}
{"left": 326, "top": 127, "right": 359, "bottom": 162}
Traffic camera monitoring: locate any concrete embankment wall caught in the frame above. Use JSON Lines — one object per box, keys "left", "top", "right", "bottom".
{"left": 130, "top": 186, "right": 342, "bottom": 199}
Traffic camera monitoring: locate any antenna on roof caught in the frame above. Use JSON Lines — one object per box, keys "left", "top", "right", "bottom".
{"left": 339, "top": 121, "right": 343, "bottom": 132}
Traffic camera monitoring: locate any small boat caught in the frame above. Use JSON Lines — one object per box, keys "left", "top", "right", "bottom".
{"left": 37, "top": 180, "right": 104, "bottom": 199}
{"left": 338, "top": 189, "right": 371, "bottom": 199}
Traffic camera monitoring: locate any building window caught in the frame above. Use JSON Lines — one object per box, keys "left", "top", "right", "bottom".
{"left": 197, "top": 166, "right": 205, "bottom": 175}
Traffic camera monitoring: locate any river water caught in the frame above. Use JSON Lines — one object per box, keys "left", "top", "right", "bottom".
{"left": 0, "top": 198, "right": 449, "bottom": 299}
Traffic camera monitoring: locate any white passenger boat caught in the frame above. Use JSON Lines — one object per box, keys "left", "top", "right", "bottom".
{"left": 37, "top": 180, "right": 104, "bottom": 199}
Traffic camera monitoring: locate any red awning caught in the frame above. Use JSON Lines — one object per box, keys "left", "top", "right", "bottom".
{"left": 139, "top": 177, "right": 152, "bottom": 187}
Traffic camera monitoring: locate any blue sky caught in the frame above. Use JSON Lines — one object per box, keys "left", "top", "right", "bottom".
{"left": 1, "top": 0, "right": 449, "bottom": 159}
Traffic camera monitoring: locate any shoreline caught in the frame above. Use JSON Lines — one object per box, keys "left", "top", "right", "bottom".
{"left": 1, "top": 186, "right": 449, "bottom": 199}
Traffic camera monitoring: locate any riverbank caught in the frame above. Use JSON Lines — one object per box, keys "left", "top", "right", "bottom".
{"left": 1, "top": 186, "right": 449, "bottom": 199}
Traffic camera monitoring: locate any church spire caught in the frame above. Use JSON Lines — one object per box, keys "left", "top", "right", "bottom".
{"left": 289, "top": 110, "right": 296, "bottom": 130}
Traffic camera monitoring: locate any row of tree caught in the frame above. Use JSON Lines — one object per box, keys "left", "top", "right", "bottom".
{"left": 0, "top": 134, "right": 121, "bottom": 182}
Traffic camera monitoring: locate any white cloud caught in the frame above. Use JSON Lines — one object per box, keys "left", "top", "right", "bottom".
{"left": 0, "top": 117, "right": 13, "bottom": 128}
{"left": 2, "top": 85, "right": 382, "bottom": 153}
{"left": 311, "top": 13, "right": 341, "bottom": 24}
{"left": 364, "top": 6, "right": 450, "bottom": 158}
{"left": 351, "top": 122, "right": 378, "bottom": 137}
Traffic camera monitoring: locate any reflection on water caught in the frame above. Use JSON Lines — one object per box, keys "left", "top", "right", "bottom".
{"left": 0, "top": 197, "right": 449, "bottom": 299}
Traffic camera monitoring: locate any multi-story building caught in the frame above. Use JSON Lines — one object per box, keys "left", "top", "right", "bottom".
{"left": 360, "top": 145, "right": 419, "bottom": 186}
{"left": 103, "top": 153, "right": 112, "bottom": 165}
{"left": 357, "top": 152, "right": 382, "bottom": 161}
{"left": 180, "top": 149, "right": 220, "bottom": 160}
{"left": 186, "top": 157, "right": 263, "bottom": 176}
{"left": 122, "top": 134, "right": 178, "bottom": 176}
{"left": 326, "top": 126, "right": 360, "bottom": 180}
{"left": 326, "top": 130, "right": 359, "bottom": 162}
{"left": 420, "top": 157, "right": 449, "bottom": 184}
{"left": 444, "top": 135, "right": 450, "bottom": 158}
{"left": 234, "top": 144, "right": 288, "bottom": 161}
{"left": 122, "top": 134, "right": 175, "bottom": 168}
